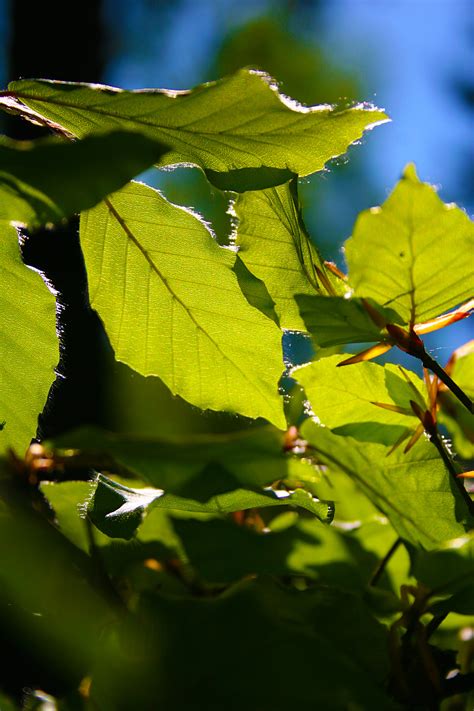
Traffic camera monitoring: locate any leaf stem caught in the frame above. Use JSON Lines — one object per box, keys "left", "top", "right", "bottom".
{"left": 369, "top": 537, "right": 402, "bottom": 587}
{"left": 421, "top": 350, "right": 473, "bottom": 414}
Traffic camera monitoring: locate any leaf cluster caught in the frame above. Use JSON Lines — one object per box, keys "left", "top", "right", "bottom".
{"left": 0, "top": 69, "right": 473, "bottom": 709}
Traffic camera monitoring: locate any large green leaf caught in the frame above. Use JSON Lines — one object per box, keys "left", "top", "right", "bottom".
{"left": 90, "top": 578, "right": 397, "bottom": 710}
{"left": 7, "top": 70, "right": 389, "bottom": 191}
{"left": 345, "top": 164, "right": 474, "bottom": 324}
{"left": 301, "top": 420, "right": 472, "bottom": 549}
{"left": 48, "top": 424, "right": 322, "bottom": 495}
{"left": 89, "top": 474, "right": 332, "bottom": 539}
{"left": 0, "top": 225, "right": 57, "bottom": 454}
{"left": 81, "top": 181, "right": 285, "bottom": 426}
{"left": 233, "top": 179, "right": 346, "bottom": 329}
{"left": 0, "top": 132, "right": 167, "bottom": 228}
{"left": 293, "top": 355, "right": 424, "bottom": 445}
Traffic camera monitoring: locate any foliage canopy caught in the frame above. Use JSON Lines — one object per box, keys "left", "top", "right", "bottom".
{"left": 0, "top": 68, "right": 473, "bottom": 709}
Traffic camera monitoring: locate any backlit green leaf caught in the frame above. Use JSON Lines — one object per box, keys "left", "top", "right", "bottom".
{"left": 0, "top": 225, "right": 57, "bottom": 454}
{"left": 301, "top": 420, "right": 472, "bottom": 549}
{"left": 81, "top": 181, "right": 285, "bottom": 426}
{"left": 7, "top": 70, "right": 389, "bottom": 191}
{"left": 293, "top": 355, "right": 424, "bottom": 445}
{"left": 0, "top": 132, "right": 167, "bottom": 228}
{"left": 345, "top": 164, "right": 474, "bottom": 325}
{"left": 233, "top": 179, "right": 346, "bottom": 329}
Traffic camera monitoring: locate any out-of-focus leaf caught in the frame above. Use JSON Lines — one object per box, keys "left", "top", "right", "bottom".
{"left": 0, "top": 132, "right": 167, "bottom": 228}
{"left": 90, "top": 578, "right": 398, "bottom": 710}
{"left": 413, "top": 534, "right": 474, "bottom": 614}
{"left": 0, "top": 458, "right": 113, "bottom": 693}
{"left": 174, "top": 515, "right": 406, "bottom": 594}
{"left": 293, "top": 355, "right": 424, "bottom": 445}
{"left": 0, "top": 225, "right": 57, "bottom": 454}
{"left": 48, "top": 424, "right": 319, "bottom": 494}
{"left": 7, "top": 70, "right": 389, "bottom": 191}
{"left": 296, "top": 294, "right": 399, "bottom": 347}
{"left": 345, "top": 164, "right": 474, "bottom": 324}
{"left": 233, "top": 180, "right": 345, "bottom": 329}
{"left": 301, "top": 420, "right": 472, "bottom": 549}
{"left": 88, "top": 473, "right": 332, "bottom": 539}
{"left": 81, "top": 181, "right": 285, "bottom": 427}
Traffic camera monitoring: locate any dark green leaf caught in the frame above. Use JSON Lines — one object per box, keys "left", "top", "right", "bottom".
{"left": 296, "top": 293, "right": 399, "bottom": 347}
{"left": 0, "top": 132, "right": 167, "bottom": 228}
{"left": 88, "top": 473, "right": 332, "bottom": 539}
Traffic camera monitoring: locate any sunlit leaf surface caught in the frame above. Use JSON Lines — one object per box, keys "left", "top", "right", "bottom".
{"left": 81, "top": 181, "right": 285, "bottom": 426}
{"left": 0, "top": 225, "right": 57, "bottom": 454}
{"left": 345, "top": 164, "right": 474, "bottom": 324}
{"left": 8, "top": 70, "right": 388, "bottom": 191}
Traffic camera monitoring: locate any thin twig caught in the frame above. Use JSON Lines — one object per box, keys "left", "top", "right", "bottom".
{"left": 369, "top": 537, "right": 402, "bottom": 587}
{"left": 421, "top": 351, "right": 473, "bottom": 414}
{"left": 429, "top": 431, "right": 474, "bottom": 516}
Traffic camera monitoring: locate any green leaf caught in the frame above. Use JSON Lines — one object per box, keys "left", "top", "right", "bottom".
{"left": 89, "top": 473, "right": 332, "bottom": 539}
{"left": 296, "top": 293, "right": 398, "bottom": 347}
{"left": 300, "top": 420, "right": 472, "bottom": 549}
{"left": 90, "top": 578, "right": 398, "bottom": 710}
{"left": 292, "top": 355, "right": 424, "bottom": 445}
{"left": 0, "top": 225, "right": 58, "bottom": 454}
{"left": 40, "top": 481, "right": 96, "bottom": 553}
{"left": 233, "top": 179, "right": 346, "bottom": 329}
{"left": 345, "top": 164, "right": 474, "bottom": 325}
{"left": 81, "top": 181, "right": 285, "bottom": 426}
{"left": 175, "top": 515, "right": 407, "bottom": 594}
{"left": 7, "top": 70, "right": 389, "bottom": 191}
{"left": 0, "top": 132, "right": 167, "bottom": 228}
{"left": 413, "top": 534, "right": 474, "bottom": 614}
{"left": 48, "top": 424, "right": 319, "bottom": 494}
{"left": 438, "top": 344, "right": 474, "bottom": 459}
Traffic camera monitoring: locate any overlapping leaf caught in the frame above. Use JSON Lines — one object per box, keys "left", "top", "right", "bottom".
{"left": 6, "top": 70, "right": 389, "bottom": 191}
{"left": 81, "top": 181, "right": 285, "bottom": 426}
{"left": 233, "top": 179, "right": 346, "bottom": 329}
{"left": 293, "top": 355, "right": 424, "bottom": 445}
{"left": 345, "top": 164, "right": 474, "bottom": 325}
{"left": 48, "top": 424, "right": 321, "bottom": 495}
{"left": 0, "top": 132, "right": 167, "bottom": 228}
{"left": 296, "top": 294, "right": 399, "bottom": 347}
{"left": 301, "top": 420, "right": 472, "bottom": 549}
{"left": 0, "top": 225, "right": 57, "bottom": 454}
{"left": 89, "top": 474, "right": 332, "bottom": 539}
